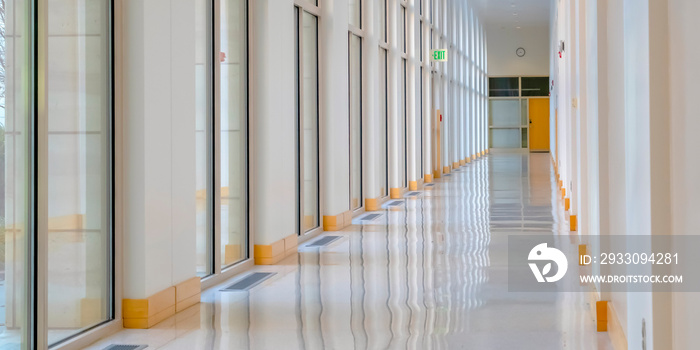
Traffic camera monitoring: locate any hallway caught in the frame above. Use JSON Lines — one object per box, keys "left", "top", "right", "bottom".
{"left": 86, "top": 153, "right": 612, "bottom": 350}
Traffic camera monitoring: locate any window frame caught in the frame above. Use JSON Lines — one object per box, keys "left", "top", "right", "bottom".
{"left": 294, "top": 0, "right": 323, "bottom": 239}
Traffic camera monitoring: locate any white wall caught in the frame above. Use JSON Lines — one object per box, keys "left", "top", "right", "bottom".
{"left": 250, "top": 0, "right": 297, "bottom": 245}
{"left": 669, "top": 0, "right": 700, "bottom": 349}
{"left": 487, "top": 25, "right": 550, "bottom": 76}
{"left": 122, "top": 0, "right": 197, "bottom": 298}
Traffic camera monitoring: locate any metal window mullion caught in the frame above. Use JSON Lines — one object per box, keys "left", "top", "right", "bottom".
{"left": 34, "top": 0, "right": 49, "bottom": 347}
{"left": 201, "top": 0, "right": 214, "bottom": 278}
{"left": 212, "top": 0, "right": 222, "bottom": 275}
{"left": 297, "top": 8, "right": 306, "bottom": 234}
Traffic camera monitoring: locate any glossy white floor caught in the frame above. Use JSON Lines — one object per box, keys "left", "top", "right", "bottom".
{"left": 86, "top": 152, "right": 613, "bottom": 350}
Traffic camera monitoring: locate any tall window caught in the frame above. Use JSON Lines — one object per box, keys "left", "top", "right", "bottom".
{"left": 400, "top": 3, "right": 407, "bottom": 187}
{"left": 400, "top": 59, "right": 407, "bottom": 187}
{"left": 349, "top": 34, "right": 362, "bottom": 210}
{"left": 380, "top": 0, "right": 387, "bottom": 43}
{"left": 220, "top": 0, "right": 249, "bottom": 268}
{"left": 378, "top": 48, "right": 388, "bottom": 197}
{"left": 349, "top": 0, "right": 361, "bottom": 29}
{"left": 296, "top": 7, "right": 319, "bottom": 234}
{"left": 1, "top": 0, "right": 114, "bottom": 347}
{"left": 195, "top": 0, "right": 212, "bottom": 276}
{"left": 47, "top": 0, "right": 113, "bottom": 345}
{"left": 1, "top": 0, "right": 30, "bottom": 347}
{"left": 196, "top": 0, "right": 249, "bottom": 275}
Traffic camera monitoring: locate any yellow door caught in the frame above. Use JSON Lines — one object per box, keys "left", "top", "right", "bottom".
{"left": 529, "top": 98, "right": 550, "bottom": 152}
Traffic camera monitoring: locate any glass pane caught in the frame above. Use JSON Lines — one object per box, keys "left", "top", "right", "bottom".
{"left": 419, "top": 21, "right": 423, "bottom": 62}
{"left": 419, "top": 67, "right": 423, "bottom": 179}
{"left": 1, "top": 0, "right": 30, "bottom": 347}
{"left": 220, "top": 0, "right": 247, "bottom": 267}
{"left": 522, "top": 128, "right": 528, "bottom": 148}
{"left": 489, "top": 77, "right": 519, "bottom": 97}
{"left": 521, "top": 98, "right": 528, "bottom": 126}
{"left": 400, "top": 59, "right": 407, "bottom": 187}
{"left": 195, "top": 0, "right": 211, "bottom": 277}
{"left": 401, "top": 6, "right": 406, "bottom": 53}
{"left": 489, "top": 129, "right": 521, "bottom": 148}
{"left": 349, "top": 35, "right": 362, "bottom": 210}
{"left": 379, "top": 0, "right": 386, "bottom": 42}
{"left": 302, "top": 12, "right": 319, "bottom": 231}
{"left": 489, "top": 99, "right": 521, "bottom": 127}
{"left": 47, "top": 0, "right": 111, "bottom": 344}
{"left": 378, "top": 49, "right": 388, "bottom": 197}
{"left": 521, "top": 76, "right": 549, "bottom": 97}
{"left": 349, "top": 0, "right": 360, "bottom": 28}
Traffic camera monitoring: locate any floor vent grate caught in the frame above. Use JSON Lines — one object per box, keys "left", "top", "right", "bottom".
{"left": 222, "top": 272, "right": 276, "bottom": 291}
{"left": 406, "top": 192, "right": 421, "bottom": 196}
{"left": 424, "top": 184, "right": 435, "bottom": 187}
{"left": 102, "top": 346, "right": 148, "bottom": 350}
{"left": 307, "top": 236, "right": 341, "bottom": 247}
{"left": 361, "top": 213, "right": 382, "bottom": 221}
{"left": 387, "top": 200, "right": 404, "bottom": 207}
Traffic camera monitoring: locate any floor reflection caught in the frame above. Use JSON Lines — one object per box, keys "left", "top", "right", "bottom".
{"left": 87, "top": 153, "right": 613, "bottom": 350}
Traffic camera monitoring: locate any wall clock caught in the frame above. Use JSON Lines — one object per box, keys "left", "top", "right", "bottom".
{"left": 516, "top": 47, "right": 526, "bottom": 57}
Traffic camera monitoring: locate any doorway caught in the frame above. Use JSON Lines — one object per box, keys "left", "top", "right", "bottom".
{"left": 528, "top": 98, "right": 550, "bottom": 152}
{"left": 431, "top": 72, "right": 441, "bottom": 179}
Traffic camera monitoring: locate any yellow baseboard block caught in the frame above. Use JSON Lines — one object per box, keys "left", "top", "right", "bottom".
{"left": 596, "top": 301, "right": 608, "bottom": 332}
{"left": 283, "top": 234, "right": 298, "bottom": 257}
{"left": 561, "top": 187, "right": 566, "bottom": 199}
{"left": 608, "top": 302, "right": 628, "bottom": 350}
{"left": 365, "top": 198, "right": 380, "bottom": 211}
{"left": 255, "top": 234, "right": 297, "bottom": 264}
{"left": 570, "top": 215, "right": 577, "bottom": 231}
{"left": 486, "top": 149, "right": 489, "bottom": 154}
{"left": 322, "top": 210, "right": 352, "bottom": 232}
{"left": 390, "top": 187, "right": 402, "bottom": 199}
{"left": 565, "top": 198, "right": 570, "bottom": 211}
{"left": 123, "top": 287, "right": 176, "bottom": 329}
{"left": 424, "top": 174, "right": 433, "bottom": 183}
{"left": 452, "top": 162, "right": 459, "bottom": 169}
{"left": 443, "top": 166, "right": 450, "bottom": 174}
{"left": 409, "top": 181, "right": 418, "bottom": 191}
{"left": 459, "top": 159, "right": 466, "bottom": 166}
{"left": 254, "top": 239, "right": 285, "bottom": 265}
{"left": 175, "top": 277, "right": 201, "bottom": 312}
{"left": 433, "top": 170, "right": 441, "bottom": 179}
{"left": 578, "top": 244, "right": 588, "bottom": 266}
{"left": 471, "top": 154, "right": 476, "bottom": 161}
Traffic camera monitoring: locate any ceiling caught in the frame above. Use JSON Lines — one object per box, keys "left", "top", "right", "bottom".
{"left": 474, "top": 0, "right": 550, "bottom": 28}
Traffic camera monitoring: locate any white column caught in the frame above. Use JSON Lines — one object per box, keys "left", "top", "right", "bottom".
{"left": 122, "top": 0, "right": 197, "bottom": 298}
{"left": 422, "top": 0, "right": 432, "bottom": 180}
{"left": 363, "top": 0, "right": 379, "bottom": 204}
{"left": 320, "top": 0, "right": 351, "bottom": 213}
{"left": 250, "top": 0, "right": 297, "bottom": 244}
{"left": 669, "top": 0, "right": 700, "bottom": 348}
{"left": 388, "top": 0, "right": 401, "bottom": 196}
{"left": 407, "top": 0, "right": 417, "bottom": 189}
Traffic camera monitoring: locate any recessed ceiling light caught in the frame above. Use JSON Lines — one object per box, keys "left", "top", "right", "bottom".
{"left": 517, "top": 26, "right": 521, "bottom": 29}
{"left": 513, "top": 13, "right": 518, "bottom": 16}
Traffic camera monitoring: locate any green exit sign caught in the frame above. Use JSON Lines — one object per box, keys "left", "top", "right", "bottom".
{"left": 431, "top": 49, "right": 448, "bottom": 62}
